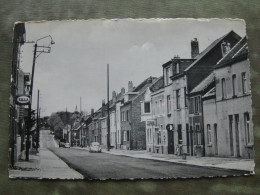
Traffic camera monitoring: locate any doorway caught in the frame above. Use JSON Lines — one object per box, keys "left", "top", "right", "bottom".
{"left": 214, "top": 124, "right": 218, "bottom": 155}
{"left": 168, "top": 130, "right": 174, "bottom": 154}
{"left": 235, "top": 114, "right": 240, "bottom": 157}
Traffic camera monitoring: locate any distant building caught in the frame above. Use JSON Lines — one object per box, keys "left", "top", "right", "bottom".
{"left": 141, "top": 76, "right": 168, "bottom": 154}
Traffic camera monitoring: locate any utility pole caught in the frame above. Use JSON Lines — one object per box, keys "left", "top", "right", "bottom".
{"left": 25, "top": 35, "right": 54, "bottom": 161}
{"left": 107, "top": 64, "right": 110, "bottom": 151}
{"left": 36, "top": 89, "right": 40, "bottom": 152}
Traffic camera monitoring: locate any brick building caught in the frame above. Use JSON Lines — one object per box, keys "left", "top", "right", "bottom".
{"left": 120, "top": 77, "right": 157, "bottom": 150}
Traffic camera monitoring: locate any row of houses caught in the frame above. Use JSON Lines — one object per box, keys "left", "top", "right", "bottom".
{"left": 10, "top": 23, "right": 34, "bottom": 166}
{"left": 68, "top": 30, "right": 253, "bottom": 159}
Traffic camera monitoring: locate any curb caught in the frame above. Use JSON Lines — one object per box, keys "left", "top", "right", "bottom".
{"left": 102, "top": 151, "right": 253, "bottom": 174}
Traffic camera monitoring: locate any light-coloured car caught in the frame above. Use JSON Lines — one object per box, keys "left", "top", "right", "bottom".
{"left": 64, "top": 143, "right": 70, "bottom": 148}
{"left": 89, "top": 142, "right": 102, "bottom": 153}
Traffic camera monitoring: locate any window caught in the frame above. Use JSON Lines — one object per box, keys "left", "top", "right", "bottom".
{"left": 155, "top": 101, "right": 158, "bottom": 115}
{"left": 173, "top": 63, "right": 180, "bottom": 74}
{"left": 207, "top": 124, "right": 212, "bottom": 144}
{"left": 178, "top": 124, "right": 182, "bottom": 144}
{"left": 189, "top": 97, "right": 194, "bottom": 114}
{"left": 194, "top": 96, "right": 200, "bottom": 113}
{"left": 121, "top": 111, "right": 125, "bottom": 121}
{"left": 147, "top": 128, "right": 152, "bottom": 143}
{"left": 184, "top": 87, "right": 187, "bottom": 107}
{"left": 221, "top": 78, "right": 226, "bottom": 99}
{"left": 229, "top": 115, "right": 234, "bottom": 156}
{"left": 176, "top": 63, "right": 179, "bottom": 74}
{"left": 165, "top": 67, "right": 170, "bottom": 85}
{"left": 244, "top": 113, "right": 251, "bottom": 144}
{"left": 167, "top": 95, "right": 171, "bottom": 114}
{"left": 123, "top": 131, "right": 129, "bottom": 141}
{"left": 232, "top": 74, "right": 237, "bottom": 97}
{"left": 160, "top": 124, "right": 163, "bottom": 130}
{"left": 176, "top": 90, "right": 180, "bottom": 109}
{"left": 123, "top": 131, "right": 127, "bottom": 141}
{"left": 147, "top": 129, "right": 150, "bottom": 143}
{"left": 144, "top": 102, "right": 151, "bottom": 113}
{"left": 242, "top": 72, "right": 247, "bottom": 94}
{"left": 157, "top": 131, "right": 161, "bottom": 145}
{"left": 159, "top": 100, "right": 163, "bottom": 114}
{"left": 196, "top": 124, "right": 201, "bottom": 145}
{"left": 127, "top": 131, "right": 130, "bottom": 141}
{"left": 126, "top": 110, "right": 129, "bottom": 121}
{"left": 186, "top": 124, "right": 190, "bottom": 153}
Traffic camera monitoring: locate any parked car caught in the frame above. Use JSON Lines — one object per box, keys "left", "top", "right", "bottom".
{"left": 89, "top": 142, "right": 102, "bottom": 153}
{"left": 64, "top": 143, "right": 70, "bottom": 148}
{"left": 59, "top": 139, "right": 66, "bottom": 148}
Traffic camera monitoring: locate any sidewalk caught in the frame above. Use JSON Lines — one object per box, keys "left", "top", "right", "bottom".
{"left": 9, "top": 149, "right": 83, "bottom": 179}
{"left": 99, "top": 148, "right": 254, "bottom": 173}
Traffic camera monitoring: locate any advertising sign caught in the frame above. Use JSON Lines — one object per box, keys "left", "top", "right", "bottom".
{"left": 16, "top": 95, "right": 30, "bottom": 105}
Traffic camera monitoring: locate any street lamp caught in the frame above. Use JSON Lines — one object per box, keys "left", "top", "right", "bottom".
{"left": 26, "top": 35, "right": 54, "bottom": 161}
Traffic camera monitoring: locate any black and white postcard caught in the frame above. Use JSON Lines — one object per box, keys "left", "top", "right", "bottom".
{"left": 9, "top": 19, "right": 255, "bottom": 180}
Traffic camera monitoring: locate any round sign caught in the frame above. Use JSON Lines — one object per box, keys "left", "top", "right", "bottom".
{"left": 16, "top": 95, "right": 30, "bottom": 105}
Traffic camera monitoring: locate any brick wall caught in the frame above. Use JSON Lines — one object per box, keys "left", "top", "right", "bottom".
{"left": 131, "top": 93, "right": 146, "bottom": 150}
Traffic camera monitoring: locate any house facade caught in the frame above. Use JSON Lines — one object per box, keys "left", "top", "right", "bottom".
{"left": 203, "top": 37, "right": 253, "bottom": 159}
{"left": 120, "top": 77, "right": 157, "bottom": 150}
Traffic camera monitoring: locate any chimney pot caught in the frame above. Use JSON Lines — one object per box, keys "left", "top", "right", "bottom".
{"left": 191, "top": 38, "right": 199, "bottom": 58}
{"left": 128, "top": 81, "right": 133, "bottom": 92}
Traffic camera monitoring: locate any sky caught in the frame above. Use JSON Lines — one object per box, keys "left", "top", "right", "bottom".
{"left": 19, "top": 19, "right": 246, "bottom": 116}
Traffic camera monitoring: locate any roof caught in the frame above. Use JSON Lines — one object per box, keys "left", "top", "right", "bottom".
{"left": 202, "top": 87, "right": 216, "bottom": 99}
{"left": 149, "top": 76, "right": 164, "bottom": 93}
{"left": 184, "top": 31, "right": 241, "bottom": 72}
{"left": 190, "top": 72, "right": 215, "bottom": 94}
{"left": 132, "top": 76, "right": 157, "bottom": 93}
{"left": 121, "top": 76, "right": 158, "bottom": 106}
{"left": 215, "top": 36, "right": 248, "bottom": 68}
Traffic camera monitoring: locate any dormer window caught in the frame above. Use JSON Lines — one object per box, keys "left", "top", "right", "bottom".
{"left": 165, "top": 67, "right": 170, "bottom": 85}
{"left": 175, "top": 63, "right": 180, "bottom": 74}
{"left": 221, "top": 41, "right": 231, "bottom": 56}
{"left": 144, "top": 102, "right": 151, "bottom": 114}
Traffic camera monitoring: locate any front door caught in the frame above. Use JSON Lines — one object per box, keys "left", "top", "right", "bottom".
{"left": 235, "top": 114, "right": 240, "bottom": 157}
{"left": 168, "top": 130, "right": 174, "bottom": 154}
{"left": 214, "top": 124, "right": 218, "bottom": 155}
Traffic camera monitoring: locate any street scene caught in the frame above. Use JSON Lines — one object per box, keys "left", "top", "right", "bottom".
{"left": 9, "top": 19, "right": 254, "bottom": 179}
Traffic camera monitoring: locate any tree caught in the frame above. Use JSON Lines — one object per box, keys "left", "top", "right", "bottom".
{"left": 48, "top": 113, "right": 59, "bottom": 131}
{"left": 53, "top": 116, "right": 64, "bottom": 139}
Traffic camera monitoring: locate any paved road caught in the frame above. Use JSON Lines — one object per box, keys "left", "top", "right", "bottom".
{"left": 40, "top": 130, "right": 247, "bottom": 179}
{"left": 51, "top": 147, "right": 247, "bottom": 180}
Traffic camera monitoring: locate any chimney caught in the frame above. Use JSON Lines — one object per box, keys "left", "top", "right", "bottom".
{"left": 112, "top": 91, "right": 116, "bottom": 103}
{"left": 102, "top": 99, "right": 105, "bottom": 106}
{"left": 128, "top": 81, "right": 133, "bottom": 92}
{"left": 121, "top": 87, "right": 125, "bottom": 95}
{"left": 221, "top": 41, "right": 231, "bottom": 57}
{"left": 147, "top": 77, "right": 153, "bottom": 83}
{"left": 191, "top": 38, "right": 199, "bottom": 59}
{"left": 174, "top": 54, "right": 180, "bottom": 59}
{"left": 91, "top": 108, "right": 94, "bottom": 115}
{"left": 102, "top": 99, "right": 106, "bottom": 117}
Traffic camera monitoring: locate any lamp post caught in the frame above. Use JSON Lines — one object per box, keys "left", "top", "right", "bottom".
{"left": 26, "top": 35, "right": 54, "bottom": 161}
